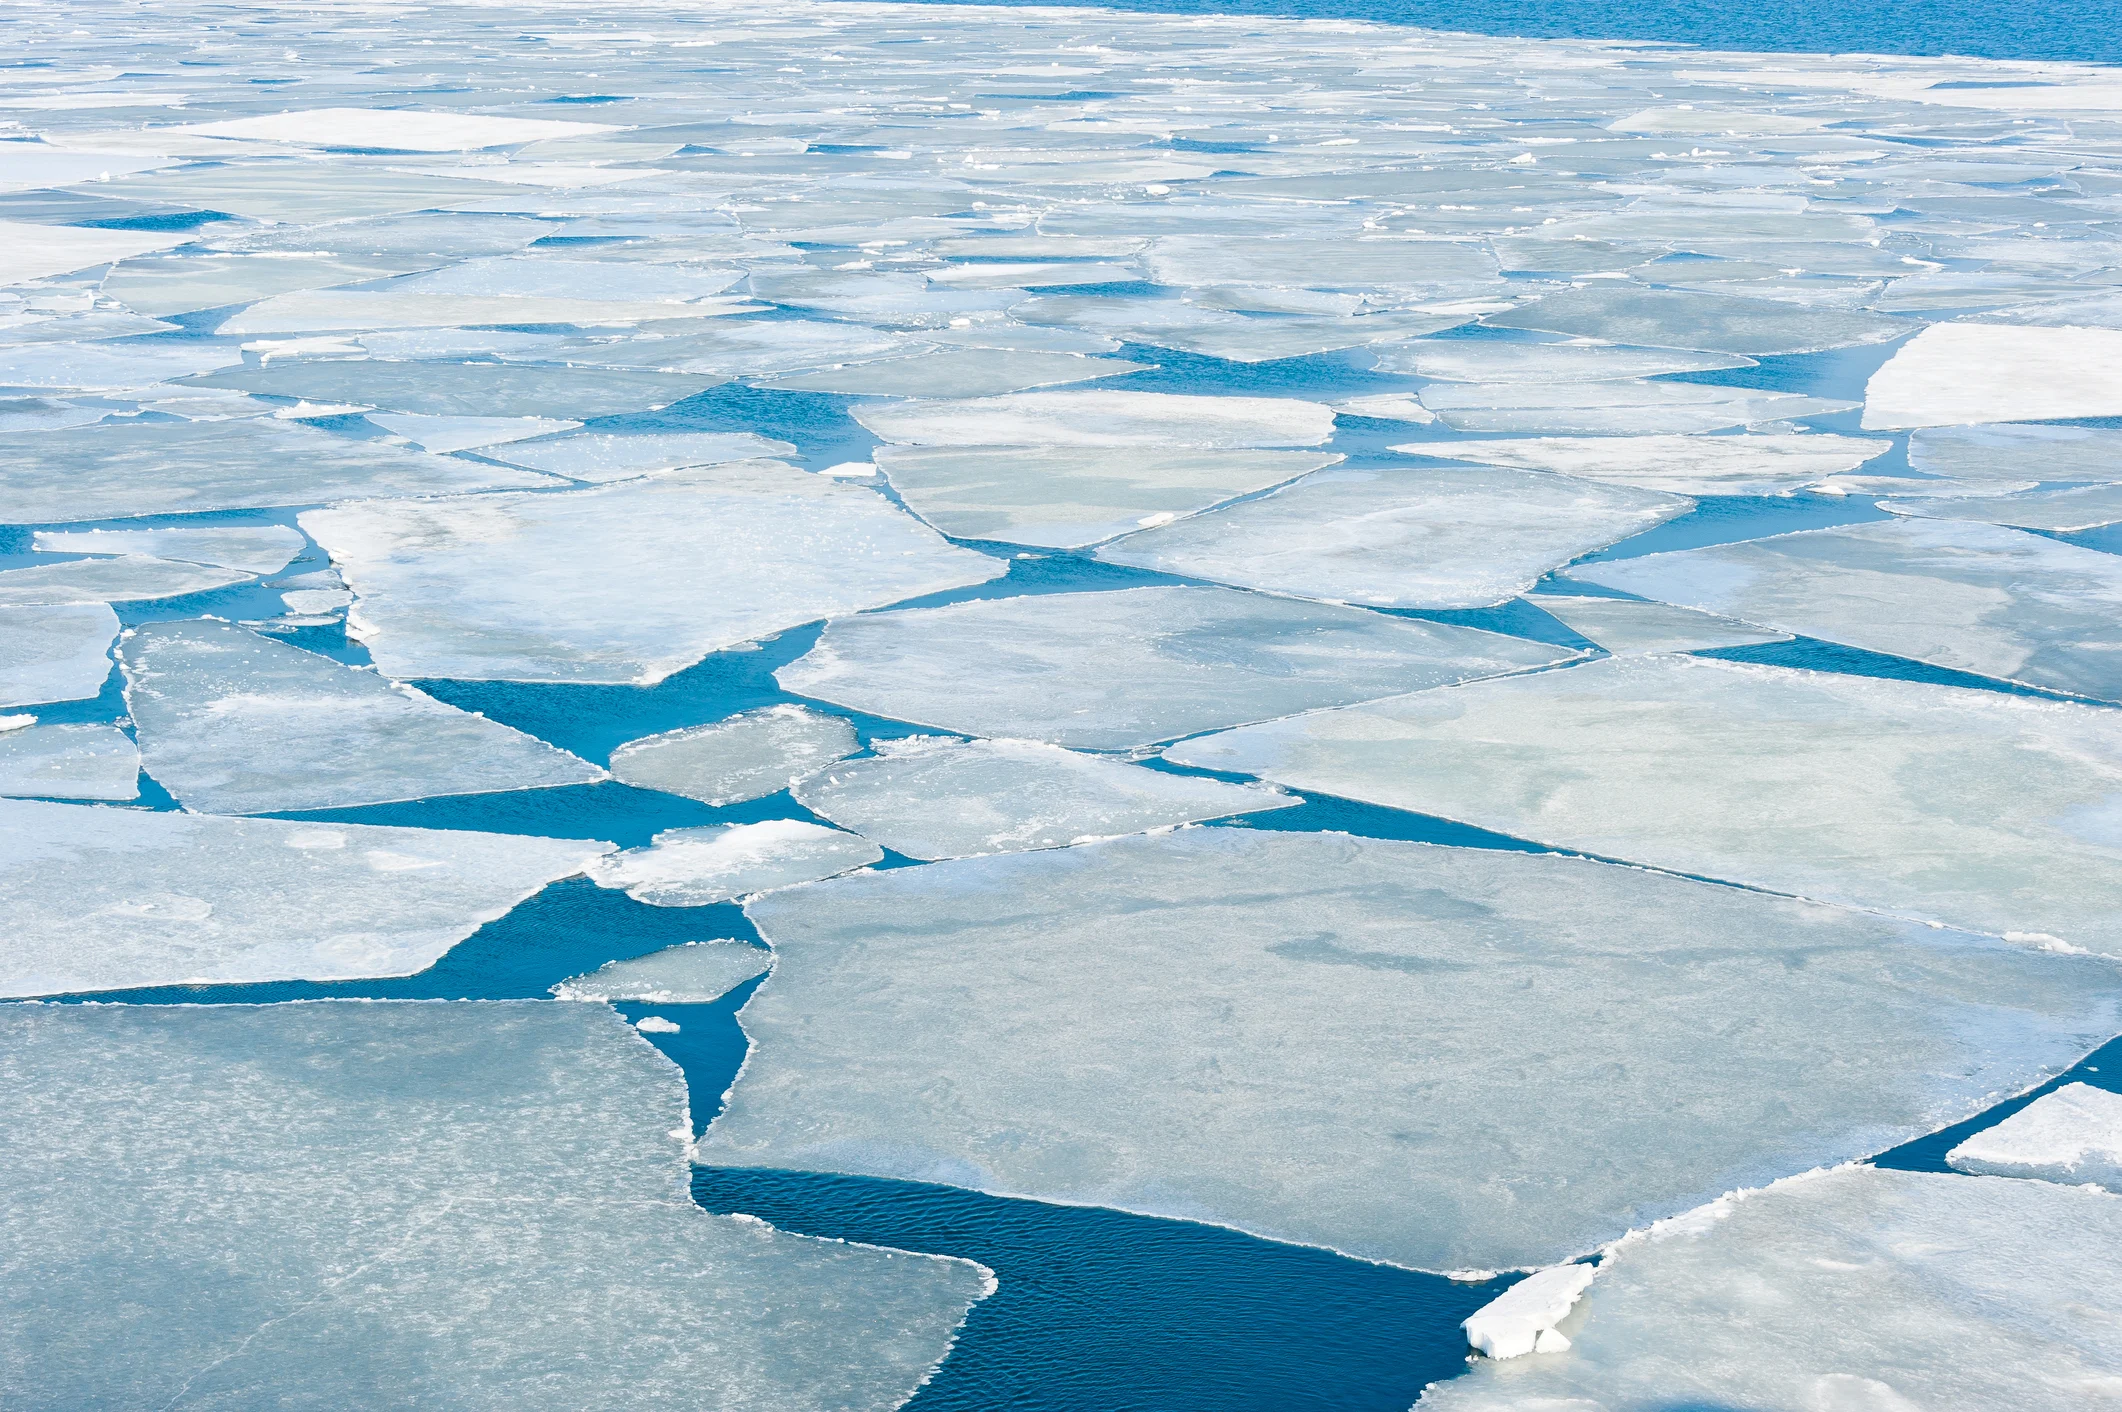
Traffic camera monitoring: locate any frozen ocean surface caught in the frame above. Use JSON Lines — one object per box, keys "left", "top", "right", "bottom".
{"left": 5, "top": 0, "right": 2122, "bottom": 1406}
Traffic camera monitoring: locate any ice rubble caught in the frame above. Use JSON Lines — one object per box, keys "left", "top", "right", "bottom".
{"left": 1096, "top": 467, "right": 1688, "bottom": 608}
{"left": 1884, "top": 481, "right": 2122, "bottom": 531}
{"left": 610, "top": 705, "right": 858, "bottom": 807}
{"left": 0, "top": 603, "right": 118, "bottom": 707}
{"left": 1571, "top": 518, "right": 2122, "bottom": 702}
{"left": 754, "top": 349, "right": 1150, "bottom": 398}
{"left": 778, "top": 586, "right": 1577, "bottom": 750}
{"left": 1863, "top": 323, "right": 2122, "bottom": 428}
{"left": 697, "top": 828, "right": 2122, "bottom": 1272}
{"left": 0, "top": 798, "right": 607, "bottom": 996}
{"left": 31, "top": 525, "right": 304, "bottom": 575}
{"left": 119, "top": 620, "right": 603, "bottom": 815}
{"left": 1419, "top": 1167, "right": 2122, "bottom": 1412}
{"left": 1484, "top": 286, "right": 1910, "bottom": 356}
{"left": 0, "top": 1002, "right": 990, "bottom": 1409}
{"left": 1169, "top": 654, "right": 2122, "bottom": 952}
{"left": 1947, "top": 1083, "right": 2122, "bottom": 1190}
{"left": 587, "top": 819, "right": 883, "bottom": 907}
{"left": 1526, "top": 594, "right": 1791, "bottom": 655}
{"left": 1415, "top": 380, "right": 1855, "bottom": 435}
{"left": 1396, "top": 433, "right": 1892, "bottom": 496}
{"left": 485, "top": 430, "right": 797, "bottom": 482}
{"left": 552, "top": 939, "right": 773, "bottom": 1004}
{"left": 792, "top": 736, "right": 1295, "bottom": 860}
{"left": 0, "top": 555, "right": 251, "bottom": 606}
{"left": 301, "top": 461, "right": 1003, "bottom": 685}
{"left": 853, "top": 390, "right": 1336, "bottom": 449}
{"left": 1461, "top": 1263, "right": 1597, "bottom": 1359}
{"left": 0, "top": 724, "right": 139, "bottom": 801}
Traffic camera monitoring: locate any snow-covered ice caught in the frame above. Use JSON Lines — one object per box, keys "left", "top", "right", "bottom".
{"left": 854, "top": 390, "right": 1335, "bottom": 449}
{"left": 1948, "top": 1083, "right": 2122, "bottom": 1190}
{"left": 610, "top": 705, "right": 858, "bottom": 807}
{"left": 31, "top": 525, "right": 304, "bottom": 575}
{"left": 0, "top": 724, "right": 139, "bottom": 801}
{"left": 0, "top": 555, "right": 252, "bottom": 606}
{"left": 1864, "top": 323, "right": 2122, "bottom": 428}
{"left": 1398, "top": 433, "right": 1893, "bottom": 495}
{"left": 1461, "top": 1264, "right": 1597, "bottom": 1359}
{"left": 588, "top": 819, "right": 883, "bottom": 907}
{"left": 552, "top": 939, "right": 773, "bottom": 1004}
{"left": 1527, "top": 594, "right": 1792, "bottom": 655}
{"left": 0, "top": 603, "right": 118, "bottom": 707}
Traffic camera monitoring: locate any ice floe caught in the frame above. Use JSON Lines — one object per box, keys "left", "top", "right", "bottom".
{"left": 1884, "top": 482, "right": 2122, "bottom": 532}
{"left": 194, "top": 358, "right": 722, "bottom": 420}
{"left": 167, "top": 108, "right": 618, "bottom": 151}
{"left": 0, "top": 724, "right": 138, "bottom": 801}
{"left": 552, "top": 939, "right": 773, "bottom": 1004}
{"left": 1374, "top": 341, "right": 1753, "bottom": 382}
{"left": 1527, "top": 594, "right": 1792, "bottom": 654}
{"left": 1947, "top": 1083, "right": 2122, "bottom": 1190}
{"left": 0, "top": 555, "right": 251, "bottom": 606}
{"left": 1396, "top": 433, "right": 1892, "bottom": 496}
{"left": 0, "top": 603, "right": 118, "bottom": 707}
{"left": 1863, "top": 323, "right": 2122, "bottom": 428}
{"left": 1461, "top": 1264, "right": 1597, "bottom": 1359}
{"left": 31, "top": 525, "right": 304, "bottom": 575}
{"left": 0, "top": 219, "right": 185, "bottom": 285}
{"left": 588, "top": 819, "right": 883, "bottom": 906}
{"left": 366, "top": 412, "right": 580, "bottom": 453}
{"left": 1909, "top": 423, "right": 2122, "bottom": 490}
{"left": 610, "top": 705, "right": 858, "bottom": 807}
{"left": 754, "top": 348, "right": 1149, "bottom": 398}
{"left": 1484, "top": 286, "right": 1910, "bottom": 355}
{"left": 854, "top": 390, "right": 1336, "bottom": 449}
{"left": 485, "top": 430, "right": 798, "bottom": 482}
{"left": 1416, "top": 380, "right": 1855, "bottom": 435}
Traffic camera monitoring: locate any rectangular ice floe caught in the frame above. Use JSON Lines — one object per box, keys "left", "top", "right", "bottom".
{"left": 1373, "top": 340, "right": 1754, "bottom": 382}
{"left": 1397, "top": 433, "right": 1892, "bottom": 495}
{"left": 193, "top": 358, "right": 720, "bottom": 420}
{"left": 1526, "top": 594, "right": 1791, "bottom": 655}
{"left": 0, "top": 1002, "right": 989, "bottom": 1409}
{"left": 1169, "top": 654, "right": 2122, "bottom": 952}
{"left": 792, "top": 736, "right": 1295, "bottom": 859}
{"left": 120, "top": 621, "right": 603, "bottom": 814}
{"left": 1571, "top": 518, "right": 2122, "bottom": 701}
{"left": 1947, "top": 1083, "right": 2122, "bottom": 1190}
{"left": 699, "top": 829, "right": 2122, "bottom": 1272}
{"left": 1483, "top": 285, "right": 1910, "bottom": 355}
{"left": 588, "top": 819, "right": 882, "bottom": 906}
{"left": 753, "top": 349, "right": 1149, "bottom": 398}
{"left": 0, "top": 603, "right": 118, "bottom": 707}
{"left": 1883, "top": 481, "right": 2122, "bottom": 531}
{"left": 302, "top": 461, "right": 1002, "bottom": 684}
{"left": 853, "top": 390, "right": 1335, "bottom": 448}
{"left": 484, "top": 430, "right": 797, "bottom": 481}
{"left": 1098, "top": 467, "right": 1686, "bottom": 608}
{"left": 31, "top": 525, "right": 304, "bottom": 575}
{"left": 1419, "top": 1167, "right": 2122, "bottom": 1412}
{"left": 552, "top": 939, "right": 773, "bottom": 1004}
{"left": 1863, "top": 322, "right": 2122, "bottom": 428}
{"left": 0, "top": 723, "right": 138, "bottom": 801}
{"left": 0, "top": 555, "right": 251, "bottom": 605}
{"left": 610, "top": 705, "right": 858, "bottom": 806}
{"left": 0, "top": 798, "right": 607, "bottom": 995}
{"left": 1415, "top": 380, "right": 1855, "bottom": 434}
{"left": 778, "top": 585, "right": 1577, "bottom": 749}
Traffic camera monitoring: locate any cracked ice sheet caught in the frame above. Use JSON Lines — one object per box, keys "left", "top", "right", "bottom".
{"left": 192, "top": 359, "right": 721, "bottom": 420}
{"left": 1526, "top": 595, "right": 1791, "bottom": 655}
{"left": 778, "top": 586, "right": 1577, "bottom": 751}
{"left": 553, "top": 940, "right": 772, "bottom": 1004}
{"left": 793, "top": 736, "right": 1295, "bottom": 860}
{"left": 1948, "top": 1083, "right": 2122, "bottom": 1190}
{"left": 1168, "top": 654, "right": 2122, "bottom": 953}
{"left": 485, "top": 430, "right": 797, "bottom": 482}
{"left": 1373, "top": 340, "right": 1754, "bottom": 382}
{"left": 120, "top": 621, "right": 603, "bottom": 815}
{"left": 854, "top": 390, "right": 1335, "bottom": 449}
{"left": 1483, "top": 285, "right": 1911, "bottom": 356}
{"left": 588, "top": 820, "right": 882, "bottom": 906}
{"left": 1415, "top": 380, "right": 1856, "bottom": 435}
{"left": 0, "top": 724, "right": 138, "bottom": 801}
{"left": 1398, "top": 433, "right": 1893, "bottom": 496}
{"left": 1863, "top": 322, "right": 2122, "bottom": 429}
{"left": 1096, "top": 467, "right": 1688, "bottom": 609}
{"left": 0, "top": 798, "right": 607, "bottom": 997}
{"left": 32, "top": 526, "right": 302, "bottom": 575}
{"left": 0, "top": 555, "right": 251, "bottom": 606}
{"left": 0, "top": 603, "right": 118, "bottom": 707}
{"left": 0, "top": 1002, "right": 990, "bottom": 1410}
{"left": 698, "top": 828, "right": 2122, "bottom": 1273}
{"left": 751, "top": 349, "right": 1150, "bottom": 398}
{"left": 1420, "top": 1168, "right": 2122, "bottom": 1412}
{"left": 611, "top": 706, "right": 858, "bottom": 807}
{"left": 1571, "top": 517, "right": 2122, "bottom": 703}
{"left": 303, "top": 461, "right": 1002, "bottom": 685}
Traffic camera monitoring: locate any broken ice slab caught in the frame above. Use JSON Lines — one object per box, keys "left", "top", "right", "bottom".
{"left": 217, "top": 289, "right": 758, "bottom": 335}
{"left": 1328, "top": 393, "right": 1434, "bottom": 424}
{"left": 751, "top": 348, "right": 1149, "bottom": 398}
{"left": 1884, "top": 481, "right": 2122, "bottom": 531}
{"left": 0, "top": 1002, "right": 990, "bottom": 1408}
{"left": 588, "top": 820, "right": 883, "bottom": 907}
{"left": 99, "top": 252, "right": 432, "bottom": 319}
{"left": 0, "top": 338, "right": 241, "bottom": 391}
{"left": 0, "top": 417, "right": 561, "bottom": 522}
{"left": 1138, "top": 235, "right": 1500, "bottom": 290}
{"left": 0, "top": 219, "right": 184, "bottom": 285}
{"left": 389, "top": 256, "right": 742, "bottom": 302}
{"left": 1373, "top": 340, "right": 1753, "bottom": 382}
{"left": 0, "top": 724, "right": 138, "bottom": 800}
{"left": 1483, "top": 285, "right": 1910, "bottom": 356}
{"left": 164, "top": 107, "right": 618, "bottom": 151}
{"left": 0, "top": 603, "right": 118, "bottom": 707}
{"left": 367, "top": 412, "right": 581, "bottom": 453}
{"left": 1167, "top": 654, "right": 2122, "bottom": 953}
{"left": 1096, "top": 467, "right": 1688, "bottom": 609}
{"left": 1863, "top": 322, "right": 2122, "bottom": 429}
{"left": 0, "top": 555, "right": 251, "bottom": 606}
{"left": 552, "top": 939, "right": 773, "bottom": 1004}
{"left": 484, "top": 430, "right": 799, "bottom": 482}
{"left": 698, "top": 828, "right": 2122, "bottom": 1273}
{"left": 1460, "top": 1264, "right": 1596, "bottom": 1359}
{"left": 1526, "top": 595, "right": 1792, "bottom": 655}
{"left": 1572, "top": 517, "right": 2122, "bottom": 702}
{"left": 0, "top": 798, "right": 607, "bottom": 996}
{"left": 32, "top": 525, "right": 303, "bottom": 575}
{"left": 1416, "top": 380, "right": 1856, "bottom": 435}
{"left": 1013, "top": 298, "right": 1472, "bottom": 363}
{"left": 854, "top": 389, "right": 1335, "bottom": 448}
{"left": 0, "top": 145, "right": 172, "bottom": 192}
{"left": 120, "top": 620, "right": 603, "bottom": 815}
{"left": 778, "top": 585, "right": 1577, "bottom": 750}
{"left": 1947, "top": 1083, "right": 2122, "bottom": 1190}
{"left": 925, "top": 262, "right": 1141, "bottom": 291}
{"left": 792, "top": 736, "right": 1296, "bottom": 860}
{"left": 1910, "top": 422, "right": 2122, "bottom": 488}
{"left": 191, "top": 357, "right": 721, "bottom": 420}
{"left": 610, "top": 705, "right": 858, "bottom": 807}
{"left": 302, "top": 461, "right": 1003, "bottom": 685}
{"left": 1398, "top": 432, "right": 1893, "bottom": 496}
{"left": 1419, "top": 1168, "right": 2122, "bottom": 1412}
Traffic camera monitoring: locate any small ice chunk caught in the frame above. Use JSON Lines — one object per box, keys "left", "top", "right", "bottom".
{"left": 1462, "top": 1264, "right": 1598, "bottom": 1359}
{"left": 366, "top": 413, "right": 581, "bottom": 453}
{"left": 0, "top": 555, "right": 251, "bottom": 606}
{"left": 1417, "top": 380, "right": 1854, "bottom": 435}
{"left": 1484, "top": 285, "right": 1909, "bottom": 356}
{"left": 1399, "top": 433, "right": 1895, "bottom": 496}
{"left": 753, "top": 349, "right": 1149, "bottom": 398}
{"left": 0, "top": 798, "right": 608, "bottom": 996}
{"left": 1883, "top": 482, "right": 2122, "bottom": 532}
{"left": 552, "top": 939, "right": 772, "bottom": 1004}
{"left": 0, "top": 724, "right": 139, "bottom": 801}
{"left": 0, "top": 603, "right": 118, "bottom": 707}
{"left": 1863, "top": 323, "right": 2122, "bottom": 429}
{"left": 486, "top": 430, "right": 798, "bottom": 482}
{"left": 165, "top": 108, "right": 616, "bottom": 151}
{"left": 778, "top": 585, "right": 1578, "bottom": 750}
{"left": 610, "top": 705, "right": 858, "bottom": 806}
{"left": 855, "top": 389, "right": 1335, "bottom": 449}
{"left": 32, "top": 526, "right": 304, "bottom": 575}
{"left": 587, "top": 820, "right": 883, "bottom": 907}
{"left": 1097, "top": 467, "right": 1688, "bottom": 609}
{"left": 194, "top": 359, "right": 719, "bottom": 421}
{"left": 634, "top": 1015, "right": 681, "bottom": 1034}
{"left": 279, "top": 587, "right": 352, "bottom": 615}
{"left": 1375, "top": 341, "right": 1753, "bottom": 382}
{"left": 1947, "top": 1083, "right": 2122, "bottom": 1190}
{"left": 793, "top": 736, "right": 1296, "bottom": 860}
{"left": 1910, "top": 423, "right": 2122, "bottom": 486}
{"left": 1329, "top": 393, "right": 1435, "bottom": 424}
{"left": 1527, "top": 595, "right": 1791, "bottom": 655}
{"left": 120, "top": 620, "right": 603, "bottom": 814}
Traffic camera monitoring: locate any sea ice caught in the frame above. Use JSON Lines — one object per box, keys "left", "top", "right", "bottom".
{"left": 0, "top": 219, "right": 184, "bottom": 285}
{"left": 389, "top": 256, "right": 741, "bottom": 302}
{"left": 753, "top": 349, "right": 1149, "bottom": 398}
{"left": 588, "top": 820, "right": 883, "bottom": 906}
{"left": 1139, "top": 235, "right": 1500, "bottom": 290}
{"left": 0, "top": 555, "right": 251, "bottom": 606}
{"left": 194, "top": 359, "right": 720, "bottom": 420}
{"left": 1096, "top": 467, "right": 1687, "bottom": 608}
{"left": 0, "top": 603, "right": 118, "bottom": 707}
{"left": 0, "top": 798, "right": 607, "bottom": 996}
{"left": 301, "top": 461, "right": 1003, "bottom": 685}
{"left": 1909, "top": 422, "right": 2122, "bottom": 487}
{"left": 0, "top": 1002, "right": 989, "bottom": 1408}
{"left": 0, "top": 724, "right": 139, "bottom": 801}
{"left": 1947, "top": 1083, "right": 2122, "bottom": 1190}
{"left": 1374, "top": 341, "right": 1753, "bottom": 382}
{"left": 1396, "top": 433, "right": 1892, "bottom": 495}
{"left": 217, "top": 289, "right": 755, "bottom": 335}
{"left": 853, "top": 390, "right": 1336, "bottom": 449}
{"left": 792, "top": 736, "right": 1295, "bottom": 860}
{"left": 1169, "top": 654, "right": 2122, "bottom": 952}
{"left": 699, "top": 829, "right": 2122, "bottom": 1272}
{"left": 100, "top": 251, "right": 433, "bottom": 319}
{"left": 779, "top": 585, "right": 1577, "bottom": 749}
{"left": 486, "top": 430, "right": 798, "bottom": 482}
{"left": 31, "top": 525, "right": 304, "bottom": 575}
{"left": 366, "top": 412, "right": 581, "bottom": 453}
{"left": 1416, "top": 380, "right": 1855, "bottom": 435}
{"left": 552, "top": 939, "right": 773, "bottom": 1004}
{"left": 1884, "top": 482, "right": 2122, "bottom": 531}
{"left": 1484, "top": 286, "right": 1909, "bottom": 355}
{"left": 166, "top": 107, "right": 617, "bottom": 151}
{"left": 1863, "top": 322, "right": 2122, "bottom": 428}
{"left": 610, "top": 705, "right": 858, "bottom": 806}
{"left": 0, "top": 338, "right": 240, "bottom": 390}
{"left": 119, "top": 620, "right": 603, "bottom": 814}
{"left": 1527, "top": 594, "right": 1791, "bottom": 654}
{"left": 1419, "top": 1167, "right": 2122, "bottom": 1412}
{"left": 1461, "top": 1263, "right": 1597, "bottom": 1359}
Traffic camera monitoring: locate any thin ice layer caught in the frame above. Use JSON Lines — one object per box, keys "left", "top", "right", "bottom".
{"left": 1416, "top": 380, "right": 1854, "bottom": 435}
{"left": 1863, "top": 323, "right": 2122, "bottom": 429}
{"left": 1421, "top": 1168, "right": 2122, "bottom": 1412}
{"left": 1484, "top": 285, "right": 1909, "bottom": 355}
{"left": 793, "top": 736, "right": 1295, "bottom": 860}
{"left": 487, "top": 430, "right": 797, "bottom": 482}
{"left": 1572, "top": 517, "right": 2122, "bottom": 702}
{"left": 872, "top": 445, "right": 1340, "bottom": 548}
{"left": 700, "top": 829, "right": 2122, "bottom": 1272}
{"left": 1884, "top": 481, "right": 2122, "bottom": 531}
{"left": 1397, "top": 433, "right": 1891, "bottom": 495}
{"left": 301, "top": 461, "right": 1003, "bottom": 685}
{"left": 0, "top": 555, "right": 251, "bottom": 606}
{"left": 1526, "top": 595, "right": 1790, "bottom": 655}
{"left": 1168, "top": 655, "right": 2122, "bottom": 952}
{"left": 587, "top": 820, "right": 883, "bottom": 906}
{"left": 1947, "top": 1083, "right": 2122, "bottom": 1190}
{"left": 778, "top": 585, "right": 1577, "bottom": 750}
{"left": 0, "top": 603, "right": 118, "bottom": 707}
{"left": 0, "top": 1002, "right": 989, "bottom": 1409}
{"left": 1097, "top": 467, "right": 1687, "bottom": 609}
{"left": 610, "top": 705, "right": 858, "bottom": 806}
{"left": 31, "top": 525, "right": 304, "bottom": 575}
{"left": 0, "top": 724, "right": 138, "bottom": 801}
{"left": 1373, "top": 340, "right": 1752, "bottom": 382}
{"left": 120, "top": 621, "right": 603, "bottom": 814}
{"left": 552, "top": 940, "right": 773, "bottom": 1004}
{"left": 0, "top": 798, "right": 607, "bottom": 996}
{"left": 854, "top": 390, "right": 1335, "bottom": 448}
